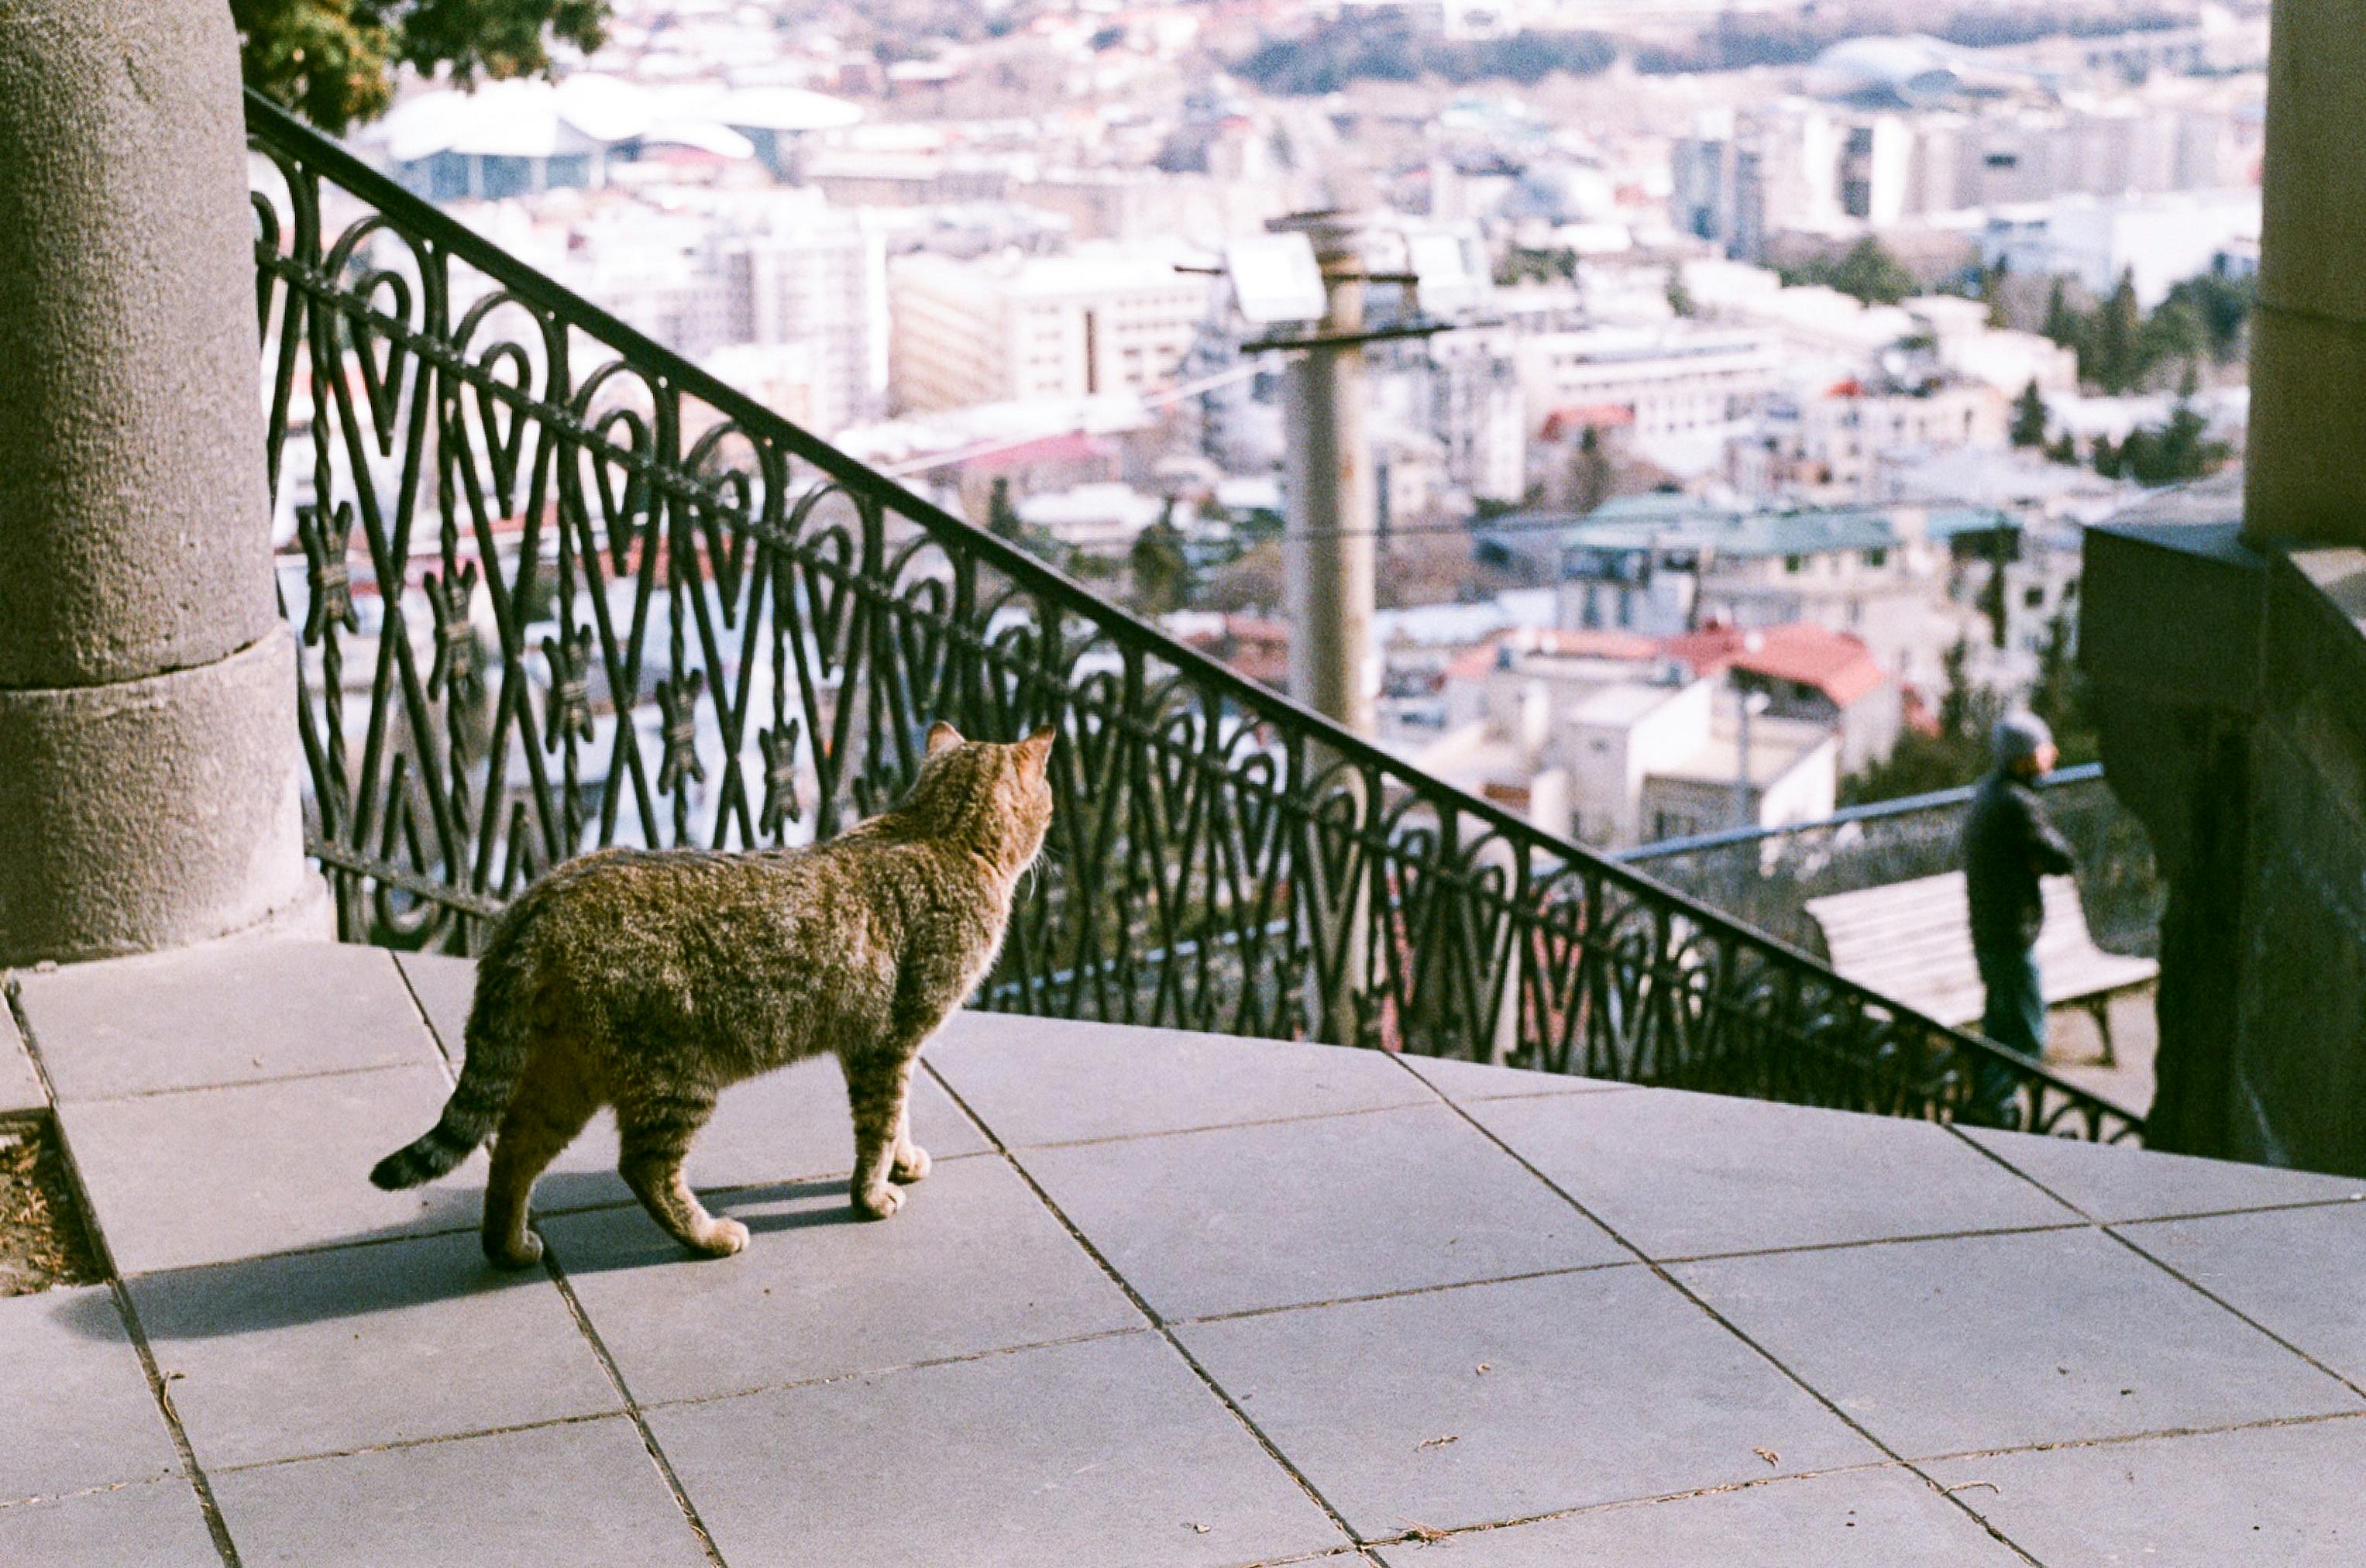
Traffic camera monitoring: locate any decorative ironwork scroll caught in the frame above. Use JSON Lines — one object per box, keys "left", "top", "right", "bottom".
{"left": 247, "top": 94, "right": 2141, "bottom": 1144}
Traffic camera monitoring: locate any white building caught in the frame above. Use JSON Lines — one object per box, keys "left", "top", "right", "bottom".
{"left": 1518, "top": 326, "right": 1780, "bottom": 444}
{"left": 1981, "top": 189, "right": 2263, "bottom": 307}
{"left": 889, "top": 246, "right": 1213, "bottom": 412}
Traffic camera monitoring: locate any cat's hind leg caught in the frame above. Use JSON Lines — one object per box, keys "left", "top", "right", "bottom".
{"left": 842, "top": 1048, "right": 923, "bottom": 1217}
{"left": 481, "top": 1042, "right": 601, "bottom": 1269}
{"left": 615, "top": 1085, "right": 748, "bottom": 1259}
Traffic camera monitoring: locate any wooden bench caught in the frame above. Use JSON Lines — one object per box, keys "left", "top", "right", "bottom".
{"left": 1804, "top": 871, "right": 2157, "bottom": 1066}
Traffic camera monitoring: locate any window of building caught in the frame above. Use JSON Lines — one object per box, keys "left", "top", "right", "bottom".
{"left": 1864, "top": 548, "right": 1888, "bottom": 568}
{"left": 2024, "top": 585, "right": 2045, "bottom": 608}
{"left": 1783, "top": 555, "right": 1804, "bottom": 574}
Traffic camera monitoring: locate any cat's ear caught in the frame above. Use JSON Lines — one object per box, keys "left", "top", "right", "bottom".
{"left": 925, "top": 720, "right": 963, "bottom": 757}
{"left": 1016, "top": 725, "right": 1057, "bottom": 775}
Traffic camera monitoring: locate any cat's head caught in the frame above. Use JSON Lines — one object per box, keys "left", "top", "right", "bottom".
{"left": 902, "top": 720, "right": 1057, "bottom": 877}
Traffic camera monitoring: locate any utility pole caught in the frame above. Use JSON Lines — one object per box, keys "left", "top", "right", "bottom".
{"left": 1271, "top": 211, "right": 1377, "bottom": 738}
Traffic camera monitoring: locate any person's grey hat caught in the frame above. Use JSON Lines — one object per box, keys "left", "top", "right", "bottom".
{"left": 1992, "top": 710, "right": 2054, "bottom": 767}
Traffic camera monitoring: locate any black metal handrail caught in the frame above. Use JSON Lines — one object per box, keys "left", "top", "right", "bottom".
{"left": 245, "top": 91, "right": 2140, "bottom": 1142}
{"left": 1617, "top": 765, "right": 2110, "bottom": 864}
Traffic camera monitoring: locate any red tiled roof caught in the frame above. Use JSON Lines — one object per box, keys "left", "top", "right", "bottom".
{"left": 1659, "top": 622, "right": 1888, "bottom": 708}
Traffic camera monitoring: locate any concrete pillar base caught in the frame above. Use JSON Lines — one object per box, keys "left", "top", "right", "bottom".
{"left": 0, "top": 625, "right": 325, "bottom": 965}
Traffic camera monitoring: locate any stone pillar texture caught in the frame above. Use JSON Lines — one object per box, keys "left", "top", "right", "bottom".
{"left": 2244, "top": 0, "right": 2366, "bottom": 548}
{"left": 0, "top": 1, "right": 315, "bottom": 962}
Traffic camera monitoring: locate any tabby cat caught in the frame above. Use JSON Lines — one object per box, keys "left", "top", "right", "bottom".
{"left": 371, "top": 722, "right": 1054, "bottom": 1266}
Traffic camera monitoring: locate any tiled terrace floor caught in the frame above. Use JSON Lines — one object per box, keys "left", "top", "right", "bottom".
{"left": 6, "top": 938, "right": 2366, "bottom": 1566}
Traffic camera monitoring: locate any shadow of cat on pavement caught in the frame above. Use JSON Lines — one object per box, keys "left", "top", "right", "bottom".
{"left": 51, "top": 1174, "right": 861, "bottom": 1343}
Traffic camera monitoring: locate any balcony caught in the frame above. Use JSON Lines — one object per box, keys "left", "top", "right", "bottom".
{"left": 8, "top": 940, "right": 2364, "bottom": 1562}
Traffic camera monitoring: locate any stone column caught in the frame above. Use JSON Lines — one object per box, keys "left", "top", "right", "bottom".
{"left": 2243, "top": 0, "right": 2366, "bottom": 548}
{"left": 0, "top": 1, "right": 318, "bottom": 963}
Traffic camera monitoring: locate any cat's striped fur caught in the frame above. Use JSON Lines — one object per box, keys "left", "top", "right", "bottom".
{"left": 370, "top": 722, "right": 1054, "bottom": 1265}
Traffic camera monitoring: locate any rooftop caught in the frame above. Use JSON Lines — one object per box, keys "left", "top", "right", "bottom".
{"left": 8, "top": 939, "right": 2366, "bottom": 1563}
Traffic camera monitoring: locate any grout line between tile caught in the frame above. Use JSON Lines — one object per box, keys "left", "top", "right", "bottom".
{"left": 1947, "top": 1126, "right": 2366, "bottom": 1402}
{"left": 921, "top": 1055, "right": 1369, "bottom": 1552}
{"left": 6, "top": 981, "right": 244, "bottom": 1568}
{"left": 1904, "top": 1405, "right": 2366, "bottom": 1467}
{"left": 387, "top": 954, "right": 461, "bottom": 1067}
{"left": 1423, "top": 1083, "right": 2048, "bottom": 1567}
{"left": 537, "top": 1246, "right": 732, "bottom": 1568}
{"left": 57, "top": 1058, "right": 436, "bottom": 1108}
{"left": 993, "top": 1095, "right": 1440, "bottom": 1154}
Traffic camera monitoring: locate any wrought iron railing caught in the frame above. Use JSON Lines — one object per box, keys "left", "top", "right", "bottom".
{"left": 245, "top": 93, "right": 2141, "bottom": 1142}
{"left": 1619, "top": 765, "right": 2165, "bottom": 960}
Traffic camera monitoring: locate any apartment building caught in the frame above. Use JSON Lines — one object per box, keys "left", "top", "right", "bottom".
{"left": 889, "top": 246, "right": 1212, "bottom": 412}
{"left": 1518, "top": 327, "right": 1780, "bottom": 445}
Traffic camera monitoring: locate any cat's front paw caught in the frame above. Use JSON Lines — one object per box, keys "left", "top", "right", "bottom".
{"left": 892, "top": 1142, "right": 932, "bottom": 1184}
{"left": 854, "top": 1181, "right": 906, "bottom": 1219}
{"left": 690, "top": 1217, "right": 750, "bottom": 1258}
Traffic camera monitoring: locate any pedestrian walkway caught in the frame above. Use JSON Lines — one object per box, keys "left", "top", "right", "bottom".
{"left": 5, "top": 939, "right": 2365, "bottom": 1565}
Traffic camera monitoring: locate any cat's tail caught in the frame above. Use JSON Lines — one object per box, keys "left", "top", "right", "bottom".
{"left": 370, "top": 930, "right": 536, "bottom": 1191}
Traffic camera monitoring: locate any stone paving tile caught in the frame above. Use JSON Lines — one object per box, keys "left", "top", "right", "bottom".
{"left": 927, "top": 1009, "right": 1430, "bottom": 1146}
{"left": 515, "top": 1052, "right": 992, "bottom": 1212}
{"left": 209, "top": 1415, "right": 710, "bottom": 1568}
{"left": 1469, "top": 1087, "right": 2077, "bottom": 1260}
{"left": 0, "top": 1002, "right": 45, "bottom": 1114}
{"left": 128, "top": 1230, "right": 621, "bottom": 1468}
{"left": 1959, "top": 1125, "right": 2366, "bottom": 1223}
{"left": 0, "top": 1476, "right": 222, "bottom": 1566}
{"left": 1924, "top": 1415, "right": 2366, "bottom": 1566}
{"left": 1674, "top": 1228, "right": 2362, "bottom": 1459}
{"left": 648, "top": 1332, "right": 1349, "bottom": 1567}
{"left": 18, "top": 940, "right": 441, "bottom": 1099}
{"left": 1177, "top": 1268, "right": 1880, "bottom": 1539}
{"left": 59, "top": 1064, "right": 489, "bottom": 1273}
{"left": 1369, "top": 1466, "right": 2022, "bottom": 1567}
{"left": 0, "top": 1286, "right": 181, "bottom": 1502}
{"left": 546, "top": 1154, "right": 1137, "bottom": 1404}
{"left": 1020, "top": 1103, "right": 1626, "bottom": 1320}
{"left": 391, "top": 951, "right": 476, "bottom": 1064}
{"left": 1391, "top": 1053, "right": 1635, "bottom": 1105}
{"left": 2121, "top": 1202, "right": 2366, "bottom": 1384}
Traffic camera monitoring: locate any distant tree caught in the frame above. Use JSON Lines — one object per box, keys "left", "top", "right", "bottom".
{"left": 2092, "top": 434, "right": 2123, "bottom": 480}
{"left": 2010, "top": 380, "right": 2048, "bottom": 448}
{"left": 1128, "top": 507, "right": 1192, "bottom": 615}
{"left": 1839, "top": 636, "right": 2000, "bottom": 804}
{"left": 1979, "top": 255, "right": 2012, "bottom": 328}
{"left": 2113, "top": 394, "right": 2230, "bottom": 487}
{"left": 2139, "top": 295, "right": 2210, "bottom": 381}
{"left": 1784, "top": 239, "right": 1917, "bottom": 307}
{"left": 2090, "top": 270, "right": 2145, "bottom": 394}
{"left": 986, "top": 476, "right": 1024, "bottom": 542}
{"left": 1666, "top": 266, "right": 1695, "bottom": 318}
{"left": 2041, "top": 277, "right": 2084, "bottom": 349}
{"left": 2046, "top": 430, "right": 2079, "bottom": 466}
{"left": 2160, "top": 270, "right": 2258, "bottom": 364}
{"left": 235, "top": 0, "right": 610, "bottom": 132}
{"left": 1570, "top": 425, "right": 1612, "bottom": 514}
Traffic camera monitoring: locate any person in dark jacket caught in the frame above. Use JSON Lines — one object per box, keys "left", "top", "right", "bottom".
{"left": 1961, "top": 711, "right": 2076, "bottom": 1125}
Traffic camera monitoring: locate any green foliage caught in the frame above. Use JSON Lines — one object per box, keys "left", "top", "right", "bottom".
{"left": 235, "top": 0, "right": 610, "bottom": 132}
{"left": 2099, "top": 395, "right": 2232, "bottom": 487}
{"left": 1128, "top": 511, "right": 1192, "bottom": 616}
{"left": 2089, "top": 271, "right": 2145, "bottom": 394}
{"left": 1233, "top": 25, "right": 1614, "bottom": 94}
{"left": 2158, "top": 270, "right": 2258, "bottom": 364}
{"left": 1779, "top": 239, "right": 1917, "bottom": 307}
{"left": 1497, "top": 247, "right": 1578, "bottom": 287}
{"left": 1840, "top": 638, "right": 1998, "bottom": 805}
{"left": 2038, "top": 266, "right": 2255, "bottom": 393}
{"left": 2010, "top": 380, "right": 2048, "bottom": 448}
{"left": 1666, "top": 266, "right": 1695, "bottom": 318}
{"left": 2027, "top": 612, "right": 2098, "bottom": 769}
{"left": 2046, "top": 431, "right": 2079, "bottom": 465}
